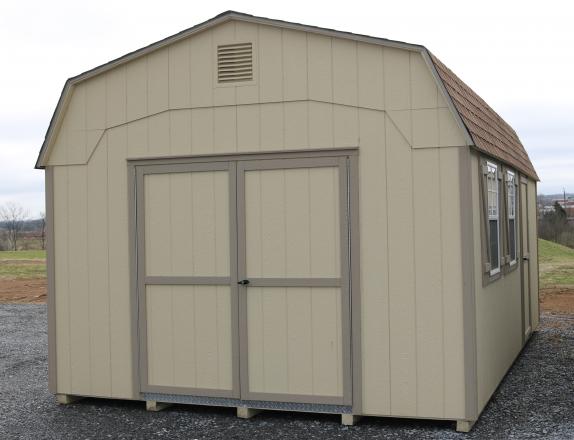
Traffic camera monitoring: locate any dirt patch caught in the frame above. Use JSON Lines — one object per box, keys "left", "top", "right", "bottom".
{"left": 540, "top": 286, "right": 574, "bottom": 315}
{"left": 0, "top": 278, "right": 47, "bottom": 303}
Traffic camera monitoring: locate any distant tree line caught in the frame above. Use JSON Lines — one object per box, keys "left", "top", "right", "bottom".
{"left": 0, "top": 202, "right": 45, "bottom": 251}
{"left": 538, "top": 202, "right": 574, "bottom": 248}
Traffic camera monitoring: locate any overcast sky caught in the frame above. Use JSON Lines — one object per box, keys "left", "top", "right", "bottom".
{"left": 1, "top": 0, "right": 572, "bottom": 215}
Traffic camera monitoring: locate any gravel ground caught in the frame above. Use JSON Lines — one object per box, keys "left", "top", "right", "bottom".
{"left": 1, "top": 304, "right": 572, "bottom": 439}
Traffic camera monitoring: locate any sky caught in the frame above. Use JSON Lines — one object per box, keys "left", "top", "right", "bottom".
{"left": 1, "top": 0, "right": 573, "bottom": 216}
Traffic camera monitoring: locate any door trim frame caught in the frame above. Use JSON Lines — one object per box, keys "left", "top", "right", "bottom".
{"left": 236, "top": 155, "right": 354, "bottom": 406}
{"left": 519, "top": 178, "right": 532, "bottom": 345}
{"left": 128, "top": 148, "right": 360, "bottom": 407}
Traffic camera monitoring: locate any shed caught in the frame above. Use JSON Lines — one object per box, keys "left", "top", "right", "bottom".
{"left": 36, "top": 11, "right": 539, "bottom": 432}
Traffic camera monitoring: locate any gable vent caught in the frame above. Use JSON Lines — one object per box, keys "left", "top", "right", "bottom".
{"left": 217, "top": 43, "right": 253, "bottom": 83}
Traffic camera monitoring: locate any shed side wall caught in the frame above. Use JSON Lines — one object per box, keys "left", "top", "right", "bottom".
{"left": 471, "top": 150, "right": 538, "bottom": 413}
{"left": 49, "top": 21, "right": 468, "bottom": 419}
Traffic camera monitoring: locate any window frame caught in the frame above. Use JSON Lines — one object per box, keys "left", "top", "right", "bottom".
{"left": 486, "top": 161, "right": 501, "bottom": 276}
{"left": 506, "top": 169, "right": 518, "bottom": 267}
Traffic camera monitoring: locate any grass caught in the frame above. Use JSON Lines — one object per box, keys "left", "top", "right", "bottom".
{"left": 0, "top": 250, "right": 46, "bottom": 260}
{"left": 538, "top": 239, "right": 574, "bottom": 288}
{"left": 0, "top": 250, "right": 46, "bottom": 280}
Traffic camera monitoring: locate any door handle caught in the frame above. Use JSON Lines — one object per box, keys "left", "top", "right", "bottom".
{"left": 523, "top": 256, "right": 529, "bottom": 261}
{"left": 237, "top": 279, "right": 250, "bottom": 285}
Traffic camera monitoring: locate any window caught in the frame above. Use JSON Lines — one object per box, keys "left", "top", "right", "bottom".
{"left": 486, "top": 162, "right": 500, "bottom": 275}
{"left": 507, "top": 170, "right": 517, "bottom": 265}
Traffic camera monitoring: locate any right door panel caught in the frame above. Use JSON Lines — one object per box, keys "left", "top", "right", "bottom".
{"left": 238, "top": 158, "right": 351, "bottom": 405}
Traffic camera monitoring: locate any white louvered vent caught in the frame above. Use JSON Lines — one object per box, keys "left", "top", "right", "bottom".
{"left": 217, "top": 43, "right": 253, "bottom": 83}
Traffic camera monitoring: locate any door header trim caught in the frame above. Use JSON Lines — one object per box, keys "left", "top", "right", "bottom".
{"left": 128, "top": 148, "right": 358, "bottom": 167}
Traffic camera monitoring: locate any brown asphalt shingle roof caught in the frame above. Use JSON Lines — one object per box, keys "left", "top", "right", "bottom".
{"left": 430, "top": 53, "right": 538, "bottom": 181}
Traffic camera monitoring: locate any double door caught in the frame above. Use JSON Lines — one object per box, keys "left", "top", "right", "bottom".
{"left": 136, "top": 154, "right": 353, "bottom": 405}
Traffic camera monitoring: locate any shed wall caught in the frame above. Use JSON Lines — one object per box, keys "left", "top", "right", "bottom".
{"left": 48, "top": 20, "right": 468, "bottom": 419}
{"left": 470, "top": 151, "right": 539, "bottom": 413}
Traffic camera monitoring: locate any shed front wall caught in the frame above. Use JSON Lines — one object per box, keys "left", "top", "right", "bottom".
{"left": 48, "top": 20, "right": 468, "bottom": 420}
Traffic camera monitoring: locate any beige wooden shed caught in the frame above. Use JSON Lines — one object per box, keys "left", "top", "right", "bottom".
{"left": 36, "top": 11, "right": 539, "bottom": 432}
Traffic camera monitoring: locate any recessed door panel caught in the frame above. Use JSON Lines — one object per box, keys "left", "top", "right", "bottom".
{"left": 144, "top": 171, "right": 230, "bottom": 277}
{"left": 244, "top": 167, "right": 341, "bottom": 278}
{"left": 246, "top": 287, "right": 343, "bottom": 397}
{"left": 146, "top": 284, "right": 232, "bottom": 390}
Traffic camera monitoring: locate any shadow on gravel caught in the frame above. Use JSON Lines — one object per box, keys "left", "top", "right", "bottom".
{"left": 1, "top": 305, "right": 572, "bottom": 440}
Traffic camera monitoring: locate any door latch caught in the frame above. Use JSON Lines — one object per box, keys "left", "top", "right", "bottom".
{"left": 237, "top": 279, "right": 250, "bottom": 285}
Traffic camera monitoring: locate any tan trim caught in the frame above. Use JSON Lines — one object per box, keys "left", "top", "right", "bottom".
{"left": 459, "top": 147, "right": 478, "bottom": 421}
{"left": 244, "top": 278, "right": 342, "bottom": 288}
{"left": 229, "top": 161, "right": 240, "bottom": 399}
{"left": 535, "top": 181, "right": 540, "bottom": 330}
{"left": 142, "top": 384, "right": 234, "bottom": 398}
{"left": 239, "top": 391, "right": 347, "bottom": 406}
{"left": 144, "top": 276, "right": 231, "bottom": 285}
{"left": 348, "top": 154, "right": 362, "bottom": 415}
{"left": 127, "top": 148, "right": 358, "bottom": 166}
{"left": 133, "top": 160, "right": 240, "bottom": 399}
{"left": 128, "top": 164, "right": 140, "bottom": 398}
{"left": 45, "top": 166, "right": 57, "bottom": 393}
{"left": 339, "top": 156, "right": 352, "bottom": 407}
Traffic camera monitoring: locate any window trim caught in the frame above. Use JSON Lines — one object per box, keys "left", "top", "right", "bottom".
{"left": 506, "top": 169, "right": 518, "bottom": 267}
{"left": 486, "top": 161, "right": 501, "bottom": 277}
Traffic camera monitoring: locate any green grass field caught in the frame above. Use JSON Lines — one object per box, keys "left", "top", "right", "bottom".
{"left": 538, "top": 239, "right": 574, "bottom": 288}
{"left": 0, "top": 250, "right": 46, "bottom": 280}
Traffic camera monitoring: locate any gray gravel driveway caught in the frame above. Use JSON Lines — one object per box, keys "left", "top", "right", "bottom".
{"left": 1, "top": 304, "right": 572, "bottom": 439}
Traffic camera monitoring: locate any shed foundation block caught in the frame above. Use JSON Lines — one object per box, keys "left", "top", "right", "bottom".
{"left": 456, "top": 420, "right": 476, "bottom": 433}
{"left": 237, "top": 407, "right": 261, "bottom": 419}
{"left": 56, "top": 394, "right": 84, "bottom": 405}
{"left": 341, "top": 414, "right": 362, "bottom": 426}
{"left": 146, "top": 400, "right": 173, "bottom": 412}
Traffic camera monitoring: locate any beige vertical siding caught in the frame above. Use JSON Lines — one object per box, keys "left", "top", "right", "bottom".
{"left": 48, "top": 20, "right": 469, "bottom": 418}
{"left": 470, "top": 151, "right": 524, "bottom": 413}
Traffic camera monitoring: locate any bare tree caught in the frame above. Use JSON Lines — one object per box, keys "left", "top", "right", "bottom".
{"left": 0, "top": 202, "right": 29, "bottom": 251}
{"left": 39, "top": 211, "right": 46, "bottom": 250}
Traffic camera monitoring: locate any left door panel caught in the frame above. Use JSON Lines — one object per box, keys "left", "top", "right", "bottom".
{"left": 136, "top": 162, "right": 238, "bottom": 398}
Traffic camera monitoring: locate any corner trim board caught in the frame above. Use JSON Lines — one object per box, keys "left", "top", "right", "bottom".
{"left": 459, "top": 147, "right": 478, "bottom": 420}
{"left": 46, "top": 166, "right": 57, "bottom": 393}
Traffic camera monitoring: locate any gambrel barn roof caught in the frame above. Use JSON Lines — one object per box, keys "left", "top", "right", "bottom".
{"left": 36, "top": 10, "right": 538, "bottom": 180}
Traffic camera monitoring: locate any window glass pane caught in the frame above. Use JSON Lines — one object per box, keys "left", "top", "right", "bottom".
{"left": 489, "top": 219, "right": 499, "bottom": 270}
